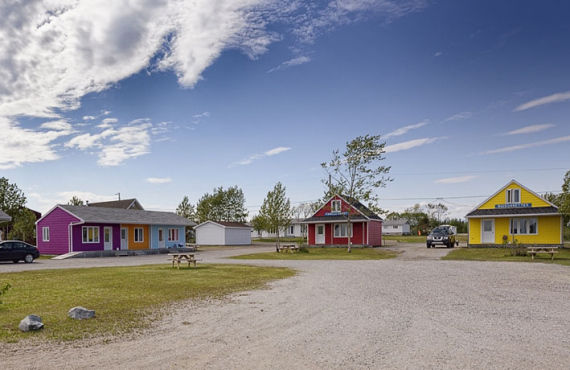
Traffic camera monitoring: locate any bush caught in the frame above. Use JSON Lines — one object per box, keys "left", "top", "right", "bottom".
{"left": 508, "top": 247, "right": 528, "bottom": 257}
{"left": 298, "top": 246, "right": 309, "bottom": 253}
{"left": 0, "top": 283, "right": 11, "bottom": 304}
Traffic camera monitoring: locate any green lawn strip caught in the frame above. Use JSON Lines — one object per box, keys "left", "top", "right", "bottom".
{"left": 232, "top": 247, "right": 397, "bottom": 260}
{"left": 383, "top": 234, "right": 468, "bottom": 243}
{"left": 0, "top": 264, "right": 294, "bottom": 343}
{"left": 442, "top": 248, "right": 570, "bottom": 266}
{"left": 252, "top": 237, "right": 305, "bottom": 244}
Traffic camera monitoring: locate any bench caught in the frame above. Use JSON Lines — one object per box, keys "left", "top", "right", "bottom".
{"left": 185, "top": 243, "right": 200, "bottom": 252}
{"left": 277, "top": 244, "right": 299, "bottom": 253}
{"left": 527, "top": 247, "right": 558, "bottom": 261}
{"left": 168, "top": 253, "right": 197, "bottom": 269}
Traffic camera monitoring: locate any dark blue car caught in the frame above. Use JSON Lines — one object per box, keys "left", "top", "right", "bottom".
{"left": 0, "top": 240, "right": 40, "bottom": 263}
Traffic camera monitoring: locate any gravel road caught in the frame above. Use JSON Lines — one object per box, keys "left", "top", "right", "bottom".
{"left": 2, "top": 244, "right": 569, "bottom": 369}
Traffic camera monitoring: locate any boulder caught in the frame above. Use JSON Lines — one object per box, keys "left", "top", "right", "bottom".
{"left": 19, "top": 315, "right": 44, "bottom": 332}
{"left": 68, "top": 306, "right": 95, "bottom": 320}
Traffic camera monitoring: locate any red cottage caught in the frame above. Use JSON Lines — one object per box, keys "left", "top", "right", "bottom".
{"left": 303, "top": 195, "right": 383, "bottom": 246}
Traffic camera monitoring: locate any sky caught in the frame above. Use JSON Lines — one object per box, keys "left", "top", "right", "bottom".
{"left": 1, "top": 0, "right": 569, "bottom": 219}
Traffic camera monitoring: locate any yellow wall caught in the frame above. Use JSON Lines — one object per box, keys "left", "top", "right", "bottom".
{"left": 479, "top": 182, "right": 550, "bottom": 209}
{"left": 125, "top": 224, "right": 149, "bottom": 250}
{"left": 468, "top": 216, "right": 561, "bottom": 245}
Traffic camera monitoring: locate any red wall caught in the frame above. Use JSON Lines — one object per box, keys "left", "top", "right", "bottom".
{"left": 368, "top": 220, "right": 382, "bottom": 246}
{"left": 307, "top": 221, "right": 371, "bottom": 245}
{"left": 308, "top": 224, "right": 315, "bottom": 244}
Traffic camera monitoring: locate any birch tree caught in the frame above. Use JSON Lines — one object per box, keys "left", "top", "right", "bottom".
{"left": 259, "top": 182, "right": 292, "bottom": 251}
{"left": 321, "top": 134, "right": 391, "bottom": 252}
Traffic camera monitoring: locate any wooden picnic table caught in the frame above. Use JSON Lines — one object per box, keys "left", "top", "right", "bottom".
{"left": 277, "top": 244, "right": 300, "bottom": 253}
{"left": 168, "top": 253, "right": 197, "bottom": 269}
{"left": 527, "top": 246, "right": 558, "bottom": 261}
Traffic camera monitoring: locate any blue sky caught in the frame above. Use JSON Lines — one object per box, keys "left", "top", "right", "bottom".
{"left": 1, "top": 0, "right": 569, "bottom": 218}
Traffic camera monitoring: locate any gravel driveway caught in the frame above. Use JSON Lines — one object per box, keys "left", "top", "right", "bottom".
{"left": 2, "top": 244, "right": 569, "bottom": 369}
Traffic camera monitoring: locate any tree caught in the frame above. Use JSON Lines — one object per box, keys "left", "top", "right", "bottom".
{"left": 259, "top": 182, "right": 292, "bottom": 251}
{"left": 0, "top": 177, "right": 27, "bottom": 240}
{"left": 250, "top": 214, "right": 268, "bottom": 238}
{"left": 196, "top": 186, "right": 248, "bottom": 223}
{"left": 425, "top": 203, "right": 448, "bottom": 224}
{"left": 176, "top": 196, "right": 196, "bottom": 242}
{"left": 545, "top": 170, "right": 570, "bottom": 227}
{"left": 8, "top": 209, "right": 36, "bottom": 243}
{"left": 68, "top": 196, "right": 84, "bottom": 206}
{"left": 291, "top": 202, "right": 315, "bottom": 239}
{"left": 321, "top": 134, "right": 392, "bottom": 252}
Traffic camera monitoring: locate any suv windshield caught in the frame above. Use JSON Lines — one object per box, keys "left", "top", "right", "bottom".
{"left": 430, "top": 228, "right": 447, "bottom": 235}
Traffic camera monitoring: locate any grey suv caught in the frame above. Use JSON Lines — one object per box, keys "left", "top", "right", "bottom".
{"left": 426, "top": 227, "right": 456, "bottom": 248}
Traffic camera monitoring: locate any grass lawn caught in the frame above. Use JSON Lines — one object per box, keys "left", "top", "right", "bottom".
{"left": 253, "top": 237, "right": 305, "bottom": 244}
{"left": 443, "top": 248, "right": 570, "bottom": 266}
{"left": 232, "top": 247, "right": 397, "bottom": 260}
{"left": 383, "top": 234, "right": 468, "bottom": 243}
{"left": 0, "top": 264, "right": 294, "bottom": 343}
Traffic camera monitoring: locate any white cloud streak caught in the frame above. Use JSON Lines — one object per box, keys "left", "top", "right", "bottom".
{"left": 146, "top": 177, "right": 172, "bottom": 184}
{"left": 384, "top": 137, "right": 445, "bottom": 153}
{"left": 231, "top": 146, "right": 291, "bottom": 166}
{"left": 503, "top": 123, "right": 555, "bottom": 135}
{"left": 267, "top": 56, "right": 311, "bottom": 73}
{"left": 514, "top": 91, "right": 570, "bottom": 112}
{"left": 482, "top": 135, "right": 570, "bottom": 155}
{"left": 434, "top": 175, "right": 478, "bottom": 184}
{"left": 444, "top": 111, "right": 472, "bottom": 122}
{"left": 385, "top": 120, "right": 428, "bottom": 138}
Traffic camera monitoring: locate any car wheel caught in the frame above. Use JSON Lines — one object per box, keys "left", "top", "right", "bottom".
{"left": 13, "top": 259, "right": 19, "bottom": 264}
{"left": 24, "top": 254, "right": 34, "bottom": 263}
{"left": 426, "top": 244, "right": 430, "bottom": 248}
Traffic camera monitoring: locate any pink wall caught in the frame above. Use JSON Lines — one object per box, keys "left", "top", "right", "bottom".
{"left": 368, "top": 220, "right": 382, "bottom": 246}
{"left": 36, "top": 207, "right": 80, "bottom": 255}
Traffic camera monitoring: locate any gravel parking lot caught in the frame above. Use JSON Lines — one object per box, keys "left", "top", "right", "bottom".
{"left": 2, "top": 244, "right": 569, "bottom": 369}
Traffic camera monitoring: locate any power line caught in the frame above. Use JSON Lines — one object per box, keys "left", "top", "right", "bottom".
{"left": 391, "top": 167, "right": 567, "bottom": 176}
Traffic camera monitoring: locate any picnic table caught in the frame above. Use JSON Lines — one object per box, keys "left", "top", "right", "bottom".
{"left": 277, "top": 244, "right": 300, "bottom": 253}
{"left": 527, "top": 246, "right": 558, "bottom": 261}
{"left": 168, "top": 253, "right": 197, "bottom": 269}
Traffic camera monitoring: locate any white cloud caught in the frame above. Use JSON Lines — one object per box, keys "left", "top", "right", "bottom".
{"left": 97, "top": 117, "right": 119, "bottom": 128}
{"left": 28, "top": 191, "right": 114, "bottom": 212}
{"left": 435, "top": 175, "right": 478, "bottom": 184}
{"left": 83, "top": 115, "right": 96, "bottom": 121}
{"left": 385, "top": 120, "right": 428, "bottom": 138}
{"left": 444, "top": 111, "right": 472, "bottom": 122}
{"left": 191, "top": 111, "right": 210, "bottom": 125}
{"left": 434, "top": 51, "right": 442, "bottom": 57}
{"left": 503, "top": 123, "right": 555, "bottom": 135}
{"left": 231, "top": 146, "right": 291, "bottom": 166}
{"left": 514, "top": 91, "right": 570, "bottom": 112}
{"left": 384, "top": 137, "right": 445, "bottom": 153}
{"left": 40, "top": 120, "right": 74, "bottom": 131}
{"left": 267, "top": 56, "right": 311, "bottom": 73}
{"left": 146, "top": 177, "right": 172, "bottom": 184}
{"left": 66, "top": 119, "right": 152, "bottom": 166}
{"left": 482, "top": 135, "right": 570, "bottom": 155}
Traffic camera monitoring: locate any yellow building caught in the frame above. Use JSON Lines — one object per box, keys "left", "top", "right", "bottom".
{"left": 466, "top": 180, "right": 562, "bottom": 246}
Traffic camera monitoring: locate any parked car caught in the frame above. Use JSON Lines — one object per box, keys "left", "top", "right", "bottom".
{"left": 426, "top": 227, "right": 456, "bottom": 248}
{"left": 0, "top": 240, "right": 40, "bottom": 263}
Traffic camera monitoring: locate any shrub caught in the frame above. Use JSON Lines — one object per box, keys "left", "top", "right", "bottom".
{"left": 298, "top": 246, "right": 309, "bottom": 253}
{"left": 0, "top": 283, "right": 11, "bottom": 304}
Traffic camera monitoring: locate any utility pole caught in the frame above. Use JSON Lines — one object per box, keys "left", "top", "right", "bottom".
{"left": 115, "top": 193, "right": 121, "bottom": 201}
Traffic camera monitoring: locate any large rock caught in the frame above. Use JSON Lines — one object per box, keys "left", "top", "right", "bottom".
{"left": 68, "top": 306, "right": 95, "bottom": 320}
{"left": 19, "top": 315, "right": 44, "bottom": 332}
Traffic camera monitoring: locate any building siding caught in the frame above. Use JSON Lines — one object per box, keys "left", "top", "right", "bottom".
{"left": 224, "top": 227, "right": 251, "bottom": 245}
{"left": 150, "top": 225, "right": 185, "bottom": 248}
{"left": 71, "top": 223, "right": 120, "bottom": 252}
{"left": 469, "top": 215, "right": 562, "bottom": 245}
{"left": 125, "top": 224, "right": 150, "bottom": 250}
{"left": 36, "top": 207, "right": 80, "bottom": 255}
{"left": 368, "top": 220, "right": 382, "bottom": 246}
{"left": 478, "top": 184, "right": 550, "bottom": 209}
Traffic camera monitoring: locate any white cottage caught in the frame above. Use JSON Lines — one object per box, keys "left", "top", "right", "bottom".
{"left": 195, "top": 221, "right": 252, "bottom": 245}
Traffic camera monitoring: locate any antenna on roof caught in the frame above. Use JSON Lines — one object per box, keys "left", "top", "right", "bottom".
{"left": 115, "top": 192, "right": 121, "bottom": 201}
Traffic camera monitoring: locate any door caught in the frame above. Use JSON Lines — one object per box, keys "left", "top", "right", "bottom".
{"left": 120, "top": 228, "right": 128, "bottom": 250}
{"left": 315, "top": 224, "right": 325, "bottom": 244}
{"left": 481, "top": 219, "right": 495, "bottom": 244}
{"left": 158, "top": 229, "right": 165, "bottom": 248}
{"left": 104, "top": 227, "right": 113, "bottom": 250}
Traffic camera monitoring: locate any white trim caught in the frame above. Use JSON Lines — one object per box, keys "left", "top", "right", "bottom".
{"left": 467, "top": 179, "right": 559, "bottom": 215}
{"left": 82, "top": 226, "right": 100, "bottom": 244}
{"left": 134, "top": 227, "right": 144, "bottom": 243}
{"left": 509, "top": 217, "right": 538, "bottom": 235}
{"left": 42, "top": 226, "right": 50, "bottom": 242}
{"left": 35, "top": 204, "right": 85, "bottom": 225}
{"left": 480, "top": 219, "right": 495, "bottom": 244}
{"left": 308, "top": 194, "right": 370, "bottom": 220}
{"left": 467, "top": 213, "right": 560, "bottom": 219}
{"left": 333, "top": 223, "right": 353, "bottom": 238}
{"left": 168, "top": 228, "right": 179, "bottom": 242}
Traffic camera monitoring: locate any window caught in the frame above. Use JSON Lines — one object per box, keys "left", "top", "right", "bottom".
{"left": 393, "top": 225, "right": 398, "bottom": 229}
{"left": 168, "top": 228, "right": 179, "bottom": 241}
{"left": 82, "top": 226, "right": 100, "bottom": 243}
{"left": 506, "top": 188, "right": 520, "bottom": 203}
{"left": 289, "top": 225, "right": 294, "bottom": 234}
{"left": 510, "top": 218, "right": 537, "bottom": 235}
{"left": 331, "top": 200, "right": 341, "bottom": 212}
{"left": 134, "top": 228, "right": 144, "bottom": 242}
{"left": 334, "top": 223, "right": 353, "bottom": 238}
{"left": 42, "top": 227, "right": 50, "bottom": 242}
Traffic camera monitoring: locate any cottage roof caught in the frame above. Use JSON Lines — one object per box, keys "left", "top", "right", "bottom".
{"left": 303, "top": 194, "right": 382, "bottom": 223}
{"left": 383, "top": 219, "right": 409, "bottom": 226}
{"left": 465, "top": 206, "right": 559, "bottom": 218}
{"left": 195, "top": 221, "right": 251, "bottom": 229}
{"left": 0, "top": 210, "right": 11, "bottom": 222}
{"left": 59, "top": 205, "right": 195, "bottom": 226}
{"left": 343, "top": 196, "right": 382, "bottom": 220}
{"left": 303, "top": 215, "right": 369, "bottom": 223}
{"left": 87, "top": 198, "right": 144, "bottom": 210}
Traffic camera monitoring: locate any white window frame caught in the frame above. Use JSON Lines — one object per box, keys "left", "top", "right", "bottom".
{"left": 134, "top": 227, "right": 144, "bottom": 243}
{"left": 506, "top": 188, "right": 520, "bottom": 204}
{"left": 510, "top": 217, "right": 538, "bottom": 235}
{"left": 168, "top": 228, "right": 179, "bottom": 242}
{"left": 42, "top": 227, "right": 50, "bottom": 242}
{"left": 331, "top": 200, "right": 341, "bottom": 212}
{"left": 333, "top": 223, "right": 353, "bottom": 238}
{"left": 82, "top": 226, "right": 100, "bottom": 244}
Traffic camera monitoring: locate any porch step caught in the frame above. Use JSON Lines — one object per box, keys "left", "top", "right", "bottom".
{"left": 51, "top": 252, "right": 83, "bottom": 260}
